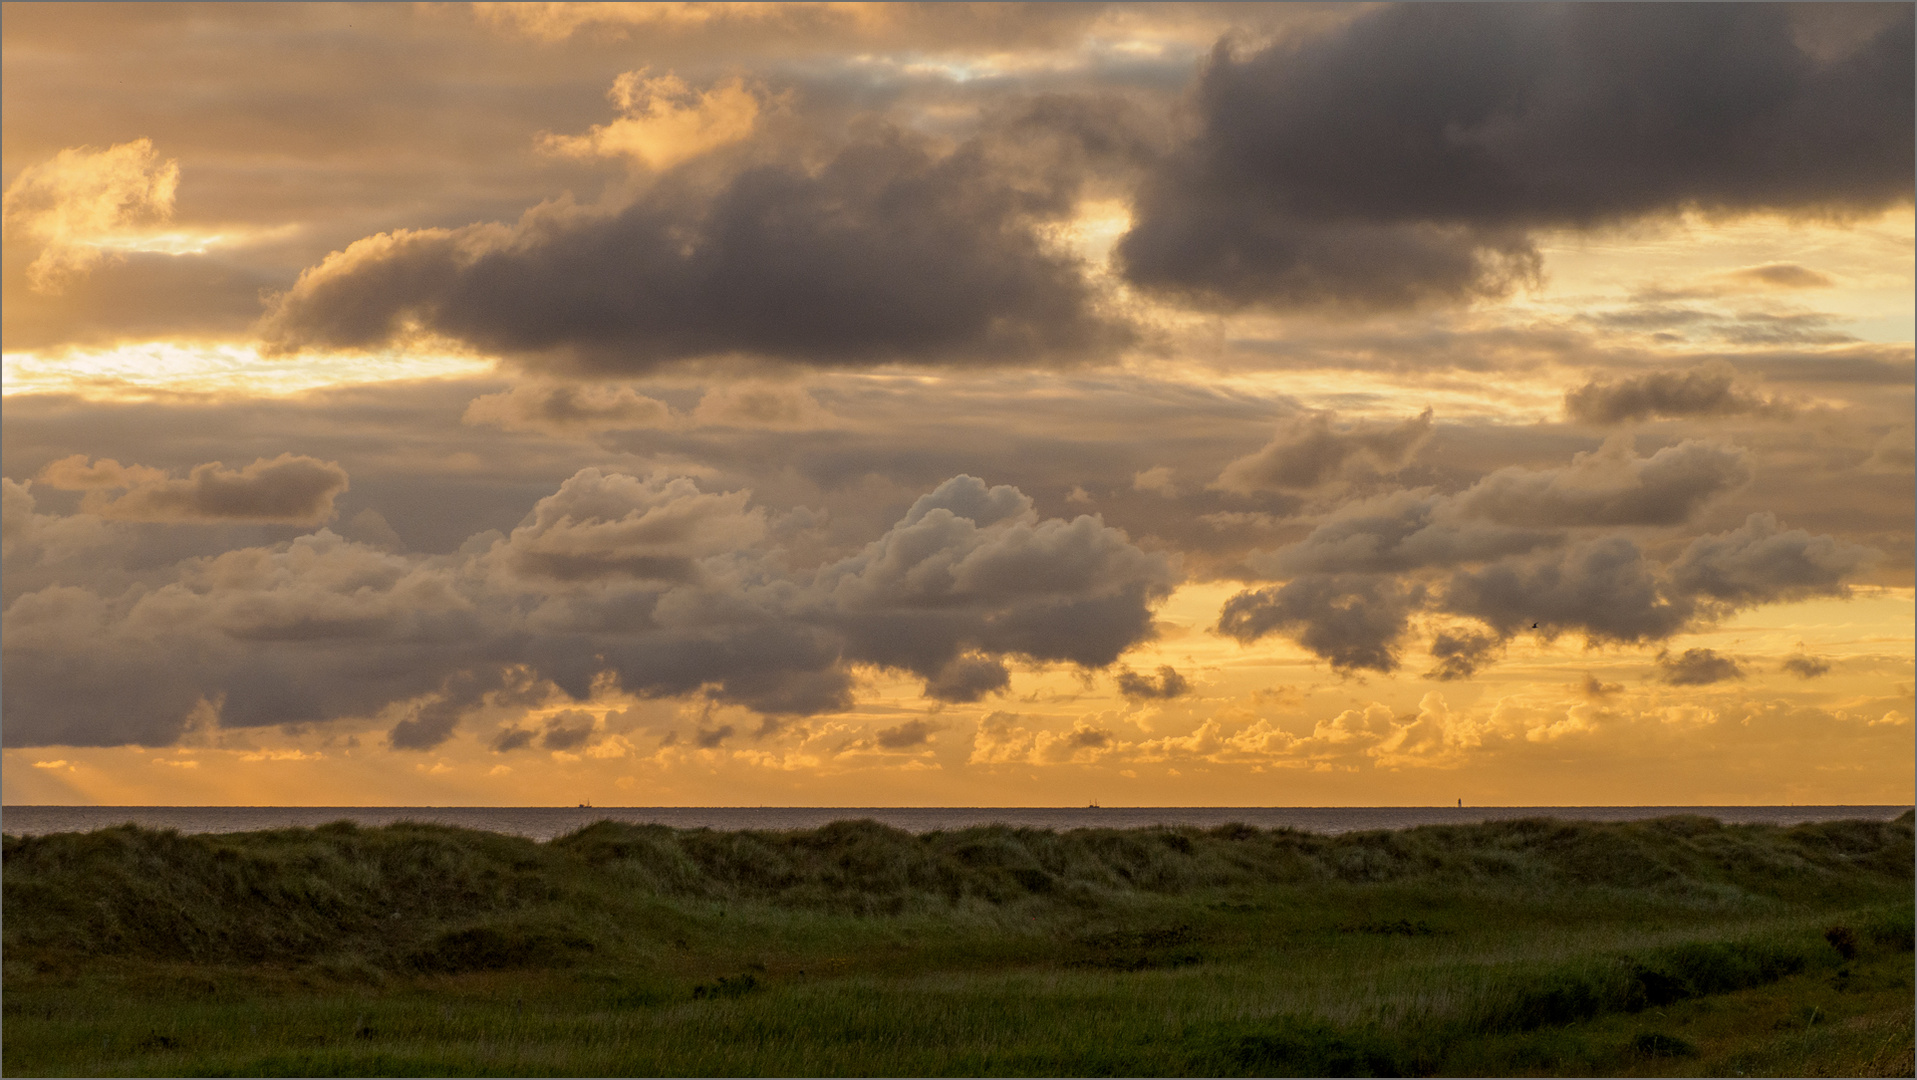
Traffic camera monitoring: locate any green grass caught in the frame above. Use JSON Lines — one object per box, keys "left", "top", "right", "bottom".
{"left": 4, "top": 812, "right": 1911, "bottom": 1076}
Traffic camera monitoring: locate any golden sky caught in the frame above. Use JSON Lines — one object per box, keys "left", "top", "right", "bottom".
{"left": 3, "top": 2, "right": 1911, "bottom": 807}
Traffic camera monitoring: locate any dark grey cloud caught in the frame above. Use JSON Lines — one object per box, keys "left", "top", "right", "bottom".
{"left": 1253, "top": 437, "right": 1748, "bottom": 581}
{"left": 0, "top": 470, "right": 1177, "bottom": 748}
{"left": 1724, "top": 263, "right": 1836, "bottom": 291}
{"left": 815, "top": 475, "right": 1179, "bottom": 694}
{"left": 65, "top": 454, "right": 351, "bottom": 526}
{"left": 873, "top": 717, "right": 942, "bottom": 750}
{"left": 1223, "top": 426, "right": 1875, "bottom": 675}
{"left": 499, "top": 470, "right": 765, "bottom": 583}
{"left": 491, "top": 727, "right": 535, "bottom": 753}
{"left": 1214, "top": 409, "right": 1431, "bottom": 494}
{"left": 922, "top": 655, "right": 1012, "bottom": 704}
{"left": 263, "top": 104, "right": 1139, "bottom": 372}
{"left": 1580, "top": 672, "right": 1622, "bottom": 699}
{"left": 539, "top": 709, "right": 597, "bottom": 751}
{"left": 1119, "top": 3, "right": 1914, "bottom": 310}
{"left": 1781, "top": 653, "right": 1832, "bottom": 679}
{"left": 1714, "top": 312, "right": 1856, "bottom": 348}
{"left": 1423, "top": 629, "right": 1500, "bottom": 682}
{"left": 1217, "top": 574, "right": 1418, "bottom": 674}
{"left": 1657, "top": 647, "right": 1744, "bottom": 687}
{"left": 1259, "top": 490, "right": 1554, "bottom": 576}
{"left": 391, "top": 669, "right": 502, "bottom": 751}
{"left": 1442, "top": 537, "right": 1692, "bottom": 644}
{"left": 1434, "top": 510, "right": 1877, "bottom": 655}
{"left": 1453, "top": 439, "right": 1748, "bottom": 528}
{"left": 1669, "top": 511, "right": 1876, "bottom": 607}
{"left": 1115, "top": 664, "right": 1189, "bottom": 699}
{"left": 1565, "top": 364, "right": 1790, "bottom": 425}
{"left": 1067, "top": 724, "right": 1114, "bottom": 749}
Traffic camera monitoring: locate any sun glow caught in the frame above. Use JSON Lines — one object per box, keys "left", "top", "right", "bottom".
{"left": 1, "top": 341, "right": 496, "bottom": 400}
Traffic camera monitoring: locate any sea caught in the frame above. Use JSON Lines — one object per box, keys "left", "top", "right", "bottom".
{"left": 2, "top": 805, "right": 1907, "bottom": 842}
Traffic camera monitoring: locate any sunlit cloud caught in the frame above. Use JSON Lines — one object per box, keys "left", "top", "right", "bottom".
{"left": 2, "top": 139, "right": 180, "bottom": 291}
{"left": 542, "top": 70, "right": 765, "bottom": 171}
{"left": 469, "top": 2, "right": 878, "bottom": 42}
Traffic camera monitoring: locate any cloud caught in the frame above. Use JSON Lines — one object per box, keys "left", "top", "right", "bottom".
{"left": 1442, "top": 537, "right": 1692, "bottom": 644}
{"left": 873, "top": 717, "right": 942, "bottom": 750}
{"left": 1250, "top": 436, "right": 1749, "bottom": 584}
{"left": 1, "top": 478, "right": 124, "bottom": 580}
{"left": 261, "top": 108, "right": 1132, "bottom": 372}
{"left": 1424, "top": 629, "right": 1501, "bottom": 682}
{"left": 2, "top": 139, "right": 179, "bottom": 291}
{"left": 1119, "top": 4, "right": 1914, "bottom": 311}
{"left": 0, "top": 480, "right": 34, "bottom": 549}
{"left": 343, "top": 508, "right": 405, "bottom": 553}
{"left": 1217, "top": 574, "right": 1417, "bottom": 674}
{"left": 1220, "top": 443, "right": 1769, "bottom": 671}
{"left": 1581, "top": 673, "right": 1623, "bottom": 699}
{"left": 491, "top": 727, "right": 535, "bottom": 752}
{"left": 690, "top": 382, "right": 835, "bottom": 429}
{"left": 78, "top": 454, "right": 350, "bottom": 525}
{"left": 1863, "top": 427, "right": 1915, "bottom": 473}
{"left": 1453, "top": 437, "right": 1748, "bottom": 528}
{"left": 1, "top": 471, "right": 1176, "bottom": 748}
{"left": 463, "top": 383, "right": 672, "bottom": 433}
{"left": 498, "top": 469, "right": 767, "bottom": 582}
{"left": 1115, "top": 664, "right": 1189, "bottom": 700}
{"left": 1669, "top": 511, "right": 1877, "bottom": 607}
{"left": 1781, "top": 653, "right": 1832, "bottom": 679}
{"left": 1131, "top": 466, "right": 1177, "bottom": 497}
{"left": 462, "top": 381, "right": 835, "bottom": 435}
{"left": 36, "top": 455, "right": 168, "bottom": 491}
{"left": 921, "top": 655, "right": 1011, "bottom": 703}
{"left": 391, "top": 669, "right": 502, "bottom": 751}
{"left": 1369, "top": 691, "right": 1482, "bottom": 767}
{"left": 1564, "top": 364, "right": 1790, "bottom": 424}
{"left": 1722, "top": 262, "right": 1836, "bottom": 290}
{"left": 467, "top": 2, "right": 1115, "bottom": 52}
{"left": 1657, "top": 647, "right": 1744, "bottom": 686}
{"left": 1258, "top": 489, "right": 1554, "bottom": 576}
{"left": 816, "top": 474, "right": 1180, "bottom": 688}
{"left": 1437, "top": 509, "right": 1877, "bottom": 655}
{"left": 470, "top": 2, "right": 830, "bottom": 40}
{"left": 1214, "top": 408, "right": 1432, "bottom": 494}
{"left": 539, "top": 708, "right": 598, "bottom": 750}
{"left": 969, "top": 710, "right": 1122, "bottom": 765}
{"left": 542, "top": 71, "right": 763, "bottom": 171}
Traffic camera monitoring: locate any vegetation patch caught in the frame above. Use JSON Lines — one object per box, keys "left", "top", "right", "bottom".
{"left": 3, "top": 811, "right": 1909, "bottom": 1076}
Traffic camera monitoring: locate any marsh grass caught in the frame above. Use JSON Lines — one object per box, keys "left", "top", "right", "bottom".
{"left": 3, "top": 812, "right": 1911, "bottom": 1076}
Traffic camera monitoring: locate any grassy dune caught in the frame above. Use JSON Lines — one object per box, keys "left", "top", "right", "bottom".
{"left": 3, "top": 812, "right": 1912, "bottom": 1076}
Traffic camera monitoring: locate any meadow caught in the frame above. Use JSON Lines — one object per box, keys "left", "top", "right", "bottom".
{"left": 3, "top": 812, "right": 1911, "bottom": 1077}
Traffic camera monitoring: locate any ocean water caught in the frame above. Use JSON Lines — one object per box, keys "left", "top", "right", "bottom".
{"left": 2, "top": 805, "right": 1907, "bottom": 842}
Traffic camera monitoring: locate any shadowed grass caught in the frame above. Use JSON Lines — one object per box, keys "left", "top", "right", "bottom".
{"left": 3, "top": 811, "right": 1910, "bottom": 1076}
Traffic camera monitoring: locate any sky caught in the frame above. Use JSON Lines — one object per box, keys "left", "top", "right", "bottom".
{"left": 2, "top": 2, "right": 1912, "bottom": 808}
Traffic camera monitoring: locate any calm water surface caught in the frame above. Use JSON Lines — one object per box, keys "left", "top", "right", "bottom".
{"left": 3, "top": 805, "right": 1907, "bottom": 841}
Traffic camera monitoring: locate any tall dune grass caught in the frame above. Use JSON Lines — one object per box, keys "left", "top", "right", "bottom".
{"left": 3, "top": 811, "right": 1910, "bottom": 1075}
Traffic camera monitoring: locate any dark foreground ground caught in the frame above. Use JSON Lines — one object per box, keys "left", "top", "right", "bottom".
{"left": 3, "top": 812, "right": 1912, "bottom": 1077}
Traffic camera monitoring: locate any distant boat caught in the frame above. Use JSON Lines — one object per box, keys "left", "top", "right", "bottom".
{"left": 1088, "top": 801, "right": 1100, "bottom": 809}
{"left": 578, "top": 800, "right": 591, "bottom": 809}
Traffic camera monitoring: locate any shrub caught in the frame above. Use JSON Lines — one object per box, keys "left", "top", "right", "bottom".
{"left": 1216, "top": 1019, "right": 1403, "bottom": 1077}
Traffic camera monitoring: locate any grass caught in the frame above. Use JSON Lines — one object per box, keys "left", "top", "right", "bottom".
{"left": 3, "top": 812, "right": 1911, "bottom": 1076}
